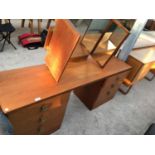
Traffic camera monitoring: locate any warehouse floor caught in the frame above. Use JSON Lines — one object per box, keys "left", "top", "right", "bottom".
{"left": 0, "top": 20, "right": 155, "bottom": 135}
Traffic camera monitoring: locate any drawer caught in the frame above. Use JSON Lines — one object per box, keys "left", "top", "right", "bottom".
{"left": 74, "top": 71, "right": 129, "bottom": 110}
{"left": 13, "top": 114, "right": 62, "bottom": 135}
{"left": 8, "top": 95, "right": 62, "bottom": 123}
{"left": 94, "top": 71, "right": 129, "bottom": 107}
{"left": 7, "top": 92, "right": 70, "bottom": 135}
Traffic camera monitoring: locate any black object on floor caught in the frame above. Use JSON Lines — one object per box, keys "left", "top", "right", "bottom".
{"left": 0, "top": 112, "right": 13, "bottom": 135}
{"left": 0, "top": 20, "right": 16, "bottom": 52}
{"left": 145, "top": 124, "right": 155, "bottom": 135}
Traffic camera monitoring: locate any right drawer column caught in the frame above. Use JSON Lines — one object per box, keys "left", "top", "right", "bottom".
{"left": 74, "top": 71, "right": 130, "bottom": 110}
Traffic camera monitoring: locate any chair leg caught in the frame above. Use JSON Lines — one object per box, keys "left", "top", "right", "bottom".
{"left": 0, "top": 38, "right": 7, "bottom": 52}
{"left": 38, "top": 19, "right": 42, "bottom": 34}
{"left": 29, "top": 19, "right": 34, "bottom": 34}
{"left": 21, "top": 19, "right": 25, "bottom": 27}
{"left": 46, "top": 19, "right": 52, "bottom": 29}
{"left": 9, "top": 41, "right": 16, "bottom": 50}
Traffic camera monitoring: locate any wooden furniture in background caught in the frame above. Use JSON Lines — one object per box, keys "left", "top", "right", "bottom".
{"left": 145, "top": 20, "right": 155, "bottom": 30}
{"left": 131, "top": 31, "right": 155, "bottom": 81}
{"left": 120, "top": 47, "right": 155, "bottom": 94}
{"left": 21, "top": 19, "right": 53, "bottom": 34}
{"left": 134, "top": 31, "right": 155, "bottom": 50}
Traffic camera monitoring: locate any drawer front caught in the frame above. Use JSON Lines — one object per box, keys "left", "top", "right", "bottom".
{"left": 7, "top": 92, "right": 70, "bottom": 135}
{"left": 94, "top": 71, "right": 129, "bottom": 108}
{"left": 126, "top": 56, "right": 142, "bottom": 82}
{"left": 136, "top": 62, "right": 154, "bottom": 81}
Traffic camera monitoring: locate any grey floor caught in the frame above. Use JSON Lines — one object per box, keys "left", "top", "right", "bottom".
{"left": 0, "top": 20, "right": 155, "bottom": 135}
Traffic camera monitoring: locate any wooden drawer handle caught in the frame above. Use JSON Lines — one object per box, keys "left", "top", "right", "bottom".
{"left": 39, "top": 118, "right": 46, "bottom": 124}
{"left": 38, "top": 127, "right": 43, "bottom": 134}
{"left": 107, "top": 91, "right": 110, "bottom": 96}
{"left": 116, "top": 77, "right": 120, "bottom": 81}
{"left": 40, "top": 105, "right": 48, "bottom": 112}
{"left": 111, "top": 84, "right": 115, "bottom": 88}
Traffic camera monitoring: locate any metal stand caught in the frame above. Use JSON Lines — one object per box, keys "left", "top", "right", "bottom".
{"left": 0, "top": 32, "right": 16, "bottom": 52}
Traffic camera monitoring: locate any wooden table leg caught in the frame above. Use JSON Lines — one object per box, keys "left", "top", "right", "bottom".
{"left": 29, "top": 19, "right": 34, "bottom": 34}
{"left": 21, "top": 19, "right": 25, "bottom": 27}
{"left": 38, "top": 19, "right": 42, "bottom": 34}
{"left": 46, "top": 19, "right": 52, "bottom": 29}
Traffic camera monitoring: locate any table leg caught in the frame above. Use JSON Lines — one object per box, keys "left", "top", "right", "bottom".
{"left": 46, "top": 19, "right": 52, "bottom": 29}
{"left": 21, "top": 19, "right": 25, "bottom": 27}
{"left": 38, "top": 19, "right": 42, "bottom": 34}
{"left": 29, "top": 19, "right": 34, "bottom": 34}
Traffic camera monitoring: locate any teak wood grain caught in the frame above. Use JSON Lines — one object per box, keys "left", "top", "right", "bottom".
{"left": 0, "top": 52, "right": 131, "bottom": 114}
{"left": 45, "top": 19, "right": 80, "bottom": 82}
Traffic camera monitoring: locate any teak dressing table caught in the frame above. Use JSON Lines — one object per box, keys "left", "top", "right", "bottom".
{"left": 0, "top": 20, "right": 131, "bottom": 134}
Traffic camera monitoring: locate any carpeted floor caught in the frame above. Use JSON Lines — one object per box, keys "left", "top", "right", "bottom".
{"left": 0, "top": 20, "right": 155, "bottom": 135}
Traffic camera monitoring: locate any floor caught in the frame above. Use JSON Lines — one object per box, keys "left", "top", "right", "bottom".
{"left": 0, "top": 20, "right": 155, "bottom": 135}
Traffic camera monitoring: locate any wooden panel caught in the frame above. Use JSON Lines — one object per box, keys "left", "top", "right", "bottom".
{"left": 71, "top": 43, "right": 89, "bottom": 58}
{"left": 126, "top": 55, "right": 155, "bottom": 83}
{"left": 44, "top": 27, "right": 53, "bottom": 49}
{"left": 136, "top": 63, "right": 154, "bottom": 81}
{"left": 94, "top": 71, "right": 129, "bottom": 108}
{"left": 82, "top": 20, "right": 129, "bottom": 68}
{"left": 74, "top": 71, "right": 130, "bottom": 110}
{"left": 130, "top": 47, "right": 155, "bottom": 64}
{"left": 150, "top": 63, "right": 155, "bottom": 74}
{"left": 126, "top": 55, "right": 143, "bottom": 83}
{"left": 45, "top": 19, "right": 80, "bottom": 82}
{"left": 0, "top": 54, "right": 131, "bottom": 114}
{"left": 7, "top": 92, "right": 70, "bottom": 135}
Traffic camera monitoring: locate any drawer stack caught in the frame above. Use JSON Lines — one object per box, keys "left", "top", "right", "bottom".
{"left": 74, "top": 71, "right": 129, "bottom": 110}
{"left": 7, "top": 92, "right": 70, "bottom": 135}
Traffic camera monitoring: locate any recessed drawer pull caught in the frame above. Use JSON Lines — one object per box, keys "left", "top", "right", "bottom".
{"left": 116, "top": 77, "right": 121, "bottom": 81}
{"left": 40, "top": 106, "right": 48, "bottom": 112}
{"left": 111, "top": 84, "right": 115, "bottom": 88}
{"left": 38, "top": 127, "right": 42, "bottom": 133}
{"left": 107, "top": 91, "right": 110, "bottom": 96}
{"left": 37, "top": 127, "right": 44, "bottom": 134}
{"left": 39, "top": 118, "right": 46, "bottom": 123}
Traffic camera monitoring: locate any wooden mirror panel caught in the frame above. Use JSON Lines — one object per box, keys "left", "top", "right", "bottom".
{"left": 45, "top": 19, "right": 80, "bottom": 82}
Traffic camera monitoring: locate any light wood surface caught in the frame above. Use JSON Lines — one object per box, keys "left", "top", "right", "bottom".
{"left": 121, "top": 46, "right": 155, "bottom": 94}
{"left": 7, "top": 92, "right": 70, "bottom": 135}
{"left": 45, "top": 19, "right": 80, "bottom": 82}
{"left": 130, "top": 47, "right": 155, "bottom": 64}
{"left": 0, "top": 53, "right": 131, "bottom": 114}
{"left": 134, "top": 31, "right": 155, "bottom": 49}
